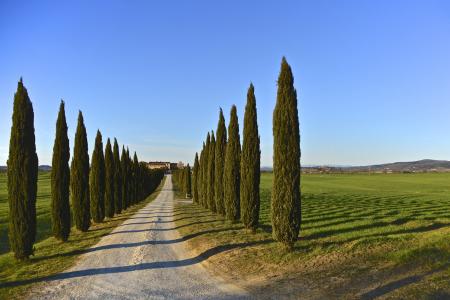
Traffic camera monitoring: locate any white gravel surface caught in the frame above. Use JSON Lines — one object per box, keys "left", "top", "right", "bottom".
{"left": 30, "top": 175, "right": 249, "bottom": 300}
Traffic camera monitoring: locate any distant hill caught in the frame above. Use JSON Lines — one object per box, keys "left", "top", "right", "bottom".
{"left": 39, "top": 165, "right": 52, "bottom": 171}
{"left": 0, "top": 165, "right": 52, "bottom": 171}
{"left": 261, "top": 166, "right": 273, "bottom": 172}
{"left": 348, "top": 159, "right": 450, "bottom": 173}
{"left": 303, "top": 159, "right": 450, "bottom": 173}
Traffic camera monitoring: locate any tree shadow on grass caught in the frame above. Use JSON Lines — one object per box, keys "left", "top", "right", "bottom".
{"left": 297, "top": 222, "right": 450, "bottom": 250}
{"left": 304, "top": 221, "right": 449, "bottom": 241}
{"left": 0, "top": 239, "right": 273, "bottom": 289}
{"left": 360, "top": 263, "right": 450, "bottom": 300}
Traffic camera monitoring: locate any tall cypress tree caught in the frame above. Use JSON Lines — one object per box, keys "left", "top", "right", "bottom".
{"left": 90, "top": 130, "right": 105, "bottom": 223}
{"left": 121, "top": 146, "right": 128, "bottom": 210}
{"left": 185, "top": 164, "right": 192, "bottom": 197}
{"left": 113, "top": 138, "right": 122, "bottom": 214}
{"left": 214, "top": 108, "right": 227, "bottom": 215}
{"left": 240, "top": 84, "right": 261, "bottom": 232}
{"left": 133, "top": 152, "right": 139, "bottom": 203}
{"left": 192, "top": 153, "right": 199, "bottom": 203}
{"left": 104, "top": 138, "right": 115, "bottom": 218}
{"left": 203, "top": 133, "right": 210, "bottom": 208}
{"left": 198, "top": 145, "right": 205, "bottom": 205}
{"left": 71, "top": 111, "right": 90, "bottom": 232}
{"left": 224, "top": 105, "right": 241, "bottom": 222}
{"left": 7, "top": 79, "right": 38, "bottom": 260}
{"left": 51, "top": 100, "right": 71, "bottom": 242}
{"left": 208, "top": 131, "right": 216, "bottom": 212}
{"left": 126, "top": 148, "right": 132, "bottom": 205}
{"left": 272, "top": 57, "right": 301, "bottom": 250}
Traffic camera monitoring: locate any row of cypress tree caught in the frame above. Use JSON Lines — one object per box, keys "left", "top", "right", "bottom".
{"left": 172, "top": 165, "right": 192, "bottom": 197}
{"left": 7, "top": 79, "right": 164, "bottom": 260}
{"left": 192, "top": 58, "right": 301, "bottom": 250}
{"left": 192, "top": 82, "right": 261, "bottom": 233}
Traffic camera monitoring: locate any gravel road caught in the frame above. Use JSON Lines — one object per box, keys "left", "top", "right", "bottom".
{"left": 31, "top": 175, "right": 249, "bottom": 300}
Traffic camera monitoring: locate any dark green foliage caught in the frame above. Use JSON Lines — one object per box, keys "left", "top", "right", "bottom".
{"left": 198, "top": 144, "right": 205, "bottom": 206}
{"left": 7, "top": 79, "right": 39, "bottom": 260}
{"left": 272, "top": 57, "right": 301, "bottom": 250}
{"left": 51, "top": 100, "right": 71, "bottom": 241}
{"left": 71, "top": 111, "right": 90, "bottom": 232}
{"left": 121, "top": 146, "right": 128, "bottom": 210}
{"left": 224, "top": 105, "right": 241, "bottom": 222}
{"left": 104, "top": 138, "right": 115, "bottom": 218}
{"left": 192, "top": 153, "right": 199, "bottom": 203}
{"left": 207, "top": 131, "right": 216, "bottom": 212}
{"left": 132, "top": 152, "right": 139, "bottom": 204}
{"left": 214, "top": 108, "right": 227, "bottom": 215}
{"left": 202, "top": 133, "right": 210, "bottom": 208}
{"left": 173, "top": 167, "right": 186, "bottom": 195}
{"left": 185, "top": 164, "right": 192, "bottom": 197}
{"left": 126, "top": 148, "right": 132, "bottom": 205}
{"left": 90, "top": 130, "right": 105, "bottom": 223}
{"left": 240, "top": 84, "right": 261, "bottom": 232}
{"left": 113, "top": 138, "right": 122, "bottom": 214}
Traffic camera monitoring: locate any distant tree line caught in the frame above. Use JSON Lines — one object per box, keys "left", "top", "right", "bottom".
{"left": 7, "top": 80, "right": 164, "bottom": 260}
{"left": 189, "top": 58, "right": 301, "bottom": 250}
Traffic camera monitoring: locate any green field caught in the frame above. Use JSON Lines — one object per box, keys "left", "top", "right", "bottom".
{"left": 0, "top": 173, "right": 165, "bottom": 299}
{"left": 175, "top": 172, "right": 450, "bottom": 298}
{"left": 0, "top": 171, "right": 52, "bottom": 254}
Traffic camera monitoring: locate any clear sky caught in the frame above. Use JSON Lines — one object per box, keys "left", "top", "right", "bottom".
{"left": 1, "top": 0, "right": 450, "bottom": 167}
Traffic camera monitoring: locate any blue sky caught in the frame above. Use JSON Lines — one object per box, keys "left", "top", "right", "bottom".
{"left": 1, "top": 0, "right": 450, "bottom": 167}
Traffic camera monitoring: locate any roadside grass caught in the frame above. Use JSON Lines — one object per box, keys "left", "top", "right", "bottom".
{"left": 174, "top": 173, "right": 450, "bottom": 298}
{"left": 0, "top": 176, "right": 166, "bottom": 300}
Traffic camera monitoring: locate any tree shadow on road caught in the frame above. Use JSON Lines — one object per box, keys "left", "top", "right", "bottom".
{"left": 109, "top": 220, "right": 222, "bottom": 235}
{"left": 27, "top": 227, "right": 243, "bottom": 263}
{"left": 0, "top": 239, "right": 273, "bottom": 289}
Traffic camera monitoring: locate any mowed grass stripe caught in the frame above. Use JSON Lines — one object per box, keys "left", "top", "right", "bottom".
{"left": 175, "top": 172, "right": 450, "bottom": 298}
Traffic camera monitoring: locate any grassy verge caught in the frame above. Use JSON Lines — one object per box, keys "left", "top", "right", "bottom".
{"left": 0, "top": 176, "right": 166, "bottom": 300}
{"left": 174, "top": 173, "right": 450, "bottom": 299}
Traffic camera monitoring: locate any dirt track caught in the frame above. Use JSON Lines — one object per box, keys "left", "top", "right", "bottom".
{"left": 30, "top": 175, "right": 248, "bottom": 299}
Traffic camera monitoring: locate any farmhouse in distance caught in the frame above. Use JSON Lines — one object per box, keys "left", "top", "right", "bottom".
{"left": 147, "top": 161, "right": 183, "bottom": 171}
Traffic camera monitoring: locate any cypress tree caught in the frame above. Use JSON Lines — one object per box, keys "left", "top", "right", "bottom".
{"left": 126, "top": 148, "right": 132, "bottom": 205}
{"left": 133, "top": 152, "right": 139, "bottom": 203}
{"left": 198, "top": 145, "right": 205, "bottom": 205}
{"left": 240, "top": 83, "right": 261, "bottom": 232}
{"left": 207, "top": 131, "right": 216, "bottom": 212}
{"left": 202, "top": 133, "right": 210, "bottom": 208}
{"left": 192, "top": 153, "right": 199, "bottom": 203}
{"left": 90, "top": 130, "right": 105, "bottom": 223}
{"left": 272, "top": 57, "right": 301, "bottom": 250}
{"left": 104, "top": 138, "right": 115, "bottom": 218}
{"left": 214, "top": 108, "right": 227, "bottom": 215}
{"left": 121, "top": 146, "right": 128, "bottom": 210}
{"left": 7, "top": 78, "right": 39, "bottom": 260}
{"left": 185, "top": 164, "right": 192, "bottom": 197}
{"left": 224, "top": 105, "right": 241, "bottom": 222}
{"left": 51, "top": 100, "right": 71, "bottom": 242}
{"left": 113, "top": 138, "right": 122, "bottom": 214}
{"left": 71, "top": 111, "right": 90, "bottom": 232}
{"left": 180, "top": 167, "right": 186, "bottom": 195}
